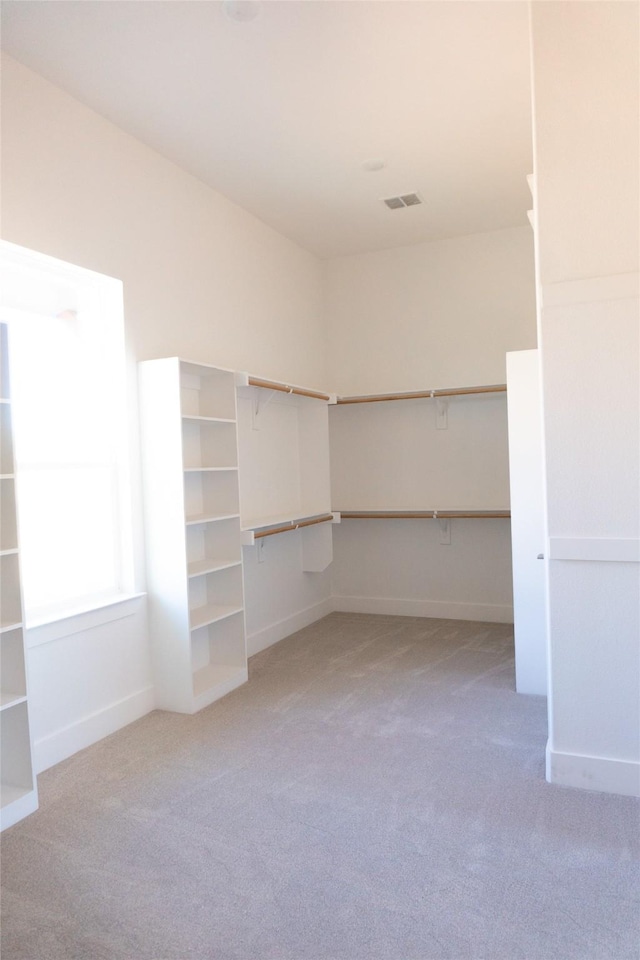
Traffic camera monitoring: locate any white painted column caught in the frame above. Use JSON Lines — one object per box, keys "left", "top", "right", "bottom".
{"left": 530, "top": 0, "right": 640, "bottom": 796}
{"left": 506, "top": 350, "right": 547, "bottom": 696}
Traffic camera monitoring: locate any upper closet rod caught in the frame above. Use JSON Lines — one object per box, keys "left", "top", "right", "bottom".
{"left": 253, "top": 513, "right": 335, "bottom": 539}
{"left": 336, "top": 384, "right": 506, "bottom": 405}
{"left": 247, "top": 376, "right": 331, "bottom": 402}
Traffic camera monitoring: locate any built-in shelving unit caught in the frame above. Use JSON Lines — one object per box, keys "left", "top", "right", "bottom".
{"left": 138, "top": 358, "right": 248, "bottom": 714}
{"left": 0, "top": 322, "right": 38, "bottom": 831}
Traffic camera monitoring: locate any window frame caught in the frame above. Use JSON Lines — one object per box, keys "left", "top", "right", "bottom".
{"left": 0, "top": 240, "right": 137, "bottom": 631}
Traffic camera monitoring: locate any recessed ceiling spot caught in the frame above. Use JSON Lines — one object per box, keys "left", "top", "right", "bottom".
{"left": 362, "top": 159, "right": 386, "bottom": 173}
{"left": 223, "top": 1, "right": 261, "bottom": 23}
{"left": 383, "top": 193, "right": 423, "bottom": 210}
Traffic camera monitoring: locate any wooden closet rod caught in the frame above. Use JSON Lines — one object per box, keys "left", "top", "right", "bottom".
{"left": 339, "top": 510, "right": 511, "bottom": 520}
{"left": 435, "top": 510, "right": 511, "bottom": 519}
{"left": 253, "top": 513, "right": 335, "bottom": 539}
{"left": 336, "top": 384, "right": 506, "bottom": 404}
{"left": 340, "top": 511, "right": 435, "bottom": 520}
{"left": 247, "top": 376, "right": 331, "bottom": 402}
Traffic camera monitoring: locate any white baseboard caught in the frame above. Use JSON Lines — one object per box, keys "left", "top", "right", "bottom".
{"left": 33, "top": 686, "right": 155, "bottom": 774}
{"left": 546, "top": 742, "right": 640, "bottom": 798}
{"left": 331, "top": 595, "right": 514, "bottom": 623}
{"left": 247, "top": 598, "right": 335, "bottom": 657}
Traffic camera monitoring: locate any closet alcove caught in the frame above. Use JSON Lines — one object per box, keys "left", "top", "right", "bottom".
{"left": 139, "top": 359, "right": 513, "bottom": 713}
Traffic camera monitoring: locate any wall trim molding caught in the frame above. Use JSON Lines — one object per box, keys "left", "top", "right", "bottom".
{"left": 546, "top": 743, "right": 640, "bottom": 798}
{"left": 27, "top": 594, "right": 146, "bottom": 648}
{"left": 33, "top": 685, "right": 155, "bottom": 774}
{"left": 246, "top": 598, "right": 335, "bottom": 657}
{"left": 331, "top": 595, "right": 513, "bottom": 623}
{"left": 549, "top": 537, "right": 640, "bottom": 563}
{"left": 541, "top": 272, "right": 639, "bottom": 308}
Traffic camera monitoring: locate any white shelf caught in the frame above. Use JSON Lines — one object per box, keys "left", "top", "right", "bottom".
{"left": 182, "top": 415, "right": 235, "bottom": 424}
{"left": 0, "top": 474, "right": 15, "bottom": 481}
{"left": 187, "top": 558, "right": 242, "bottom": 578}
{"left": 0, "top": 548, "right": 18, "bottom": 557}
{"left": 0, "top": 782, "right": 33, "bottom": 809}
{"left": 192, "top": 663, "right": 247, "bottom": 701}
{"left": 179, "top": 361, "right": 237, "bottom": 420}
{"left": 241, "top": 511, "right": 318, "bottom": 532}
{"left": 0, "top": 477, "right": 18, "bottom": 554}
{"left": 184, "top": 466, "right": 238, "bottom": 473}
{"left": 0, "top": 785, "right": 39, "bottom": 830}
{"left": 190, "top": 603, "right": 244, "bottom": 631}
{"left": 0, "top": 398, "right": 10, "bottom": 406}
{"left": 0, "top": 693, "right": 28, "bottom": 712}
{"left": 0, "top": 403, "right": 14, "bottom": 476}
{"left": 0, "top": 621, "right": 23, "bottom": 635}
{"left": 185, "top": 512, "right": 240, "bottom": 526}
{"left": 184, "top": 470, "right": 240, "bottom": 521}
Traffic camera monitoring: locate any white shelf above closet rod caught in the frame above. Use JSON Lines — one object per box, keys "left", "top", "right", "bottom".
{"left": 337, "top": 384, "right": 506, "bottom": 405}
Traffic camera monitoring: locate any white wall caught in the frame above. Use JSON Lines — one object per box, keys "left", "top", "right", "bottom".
{"left": 1, "top": 54, "right": 328, "bottom": 768}
{"left": 532, "top": 3, "right": 639, "bottom": 286}
{"left": 330, "top": 394, "right": 510, "bottom": 511}
{"left": 329, "top": 393, "right": 514, "bottom": 622}
{"left": 530, "top": 1, "right": 640, "bottom": 796}
{"left": 332, "top": 519, "right": 513, "bottom": 623}
{"left": 325, "top": 228, "right": 536, "bottom": 623}
{"left": 325, "top": 226, "right": 536, "bottom": 396}
{"left": 243, "top": 532, "right": 334, "bottom": 656}
{"left": 1, "top": 56, "right": 326, "bottom": 386}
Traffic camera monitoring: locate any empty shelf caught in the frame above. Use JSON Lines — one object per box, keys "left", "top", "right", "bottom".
{"left": 187, "top": 558, "right": 242, "bottom": 578}
{"left": 189, "top": 604, "right": 244, "bottom": 631}
{"left": 185, "top": 513, "right": 240, "bottom": 526}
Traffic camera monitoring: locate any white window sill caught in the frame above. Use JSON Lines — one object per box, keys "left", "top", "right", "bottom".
{"left": 26, "top": 592, "right": 146, "bottom": 648}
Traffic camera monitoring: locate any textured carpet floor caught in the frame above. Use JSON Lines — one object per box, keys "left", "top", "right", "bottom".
{"left": 1, "top": 613, "right": 639, "bottom": 960}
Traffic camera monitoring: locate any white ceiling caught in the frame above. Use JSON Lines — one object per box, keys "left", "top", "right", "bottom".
{"left": 1, "top": 1, "right": 533, "bottom": 259}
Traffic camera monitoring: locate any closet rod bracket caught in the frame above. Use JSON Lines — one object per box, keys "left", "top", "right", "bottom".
{"left": 252, "top": 389, "right": 277, "bottom": 429}
{"left": 435, "top": 398, "right": 449, "bottom": 430}
{"left": 434, "top": 513, "right": 451, "bottom": 545}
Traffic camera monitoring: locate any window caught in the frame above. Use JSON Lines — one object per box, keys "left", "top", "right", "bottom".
{"left": 0, "top": 242, "right": 134, "bottom": 625}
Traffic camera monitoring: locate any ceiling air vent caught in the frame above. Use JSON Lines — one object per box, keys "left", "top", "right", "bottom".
{"left": 383, "top": 193, "right": 423, "bottom": 210}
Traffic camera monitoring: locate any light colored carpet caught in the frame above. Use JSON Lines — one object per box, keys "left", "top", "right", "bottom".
{"left": 1, "top": 613, "right": 638, "bottom": 960}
